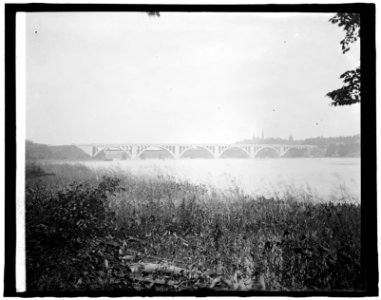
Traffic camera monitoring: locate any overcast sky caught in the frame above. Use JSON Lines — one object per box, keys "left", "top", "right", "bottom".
{"left": 25, "top": 12, "right": 360, "bottom": 145}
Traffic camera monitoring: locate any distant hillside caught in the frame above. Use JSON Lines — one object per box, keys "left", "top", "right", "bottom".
{"left": 26, "top": 140, "right": 92, "bottom": 160}
{"left": 236, "top": 134, "right": 360, "bottom": 157}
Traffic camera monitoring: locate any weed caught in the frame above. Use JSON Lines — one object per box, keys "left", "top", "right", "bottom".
{"left": 25, "top": 163, "right": 362, "bottom": 292}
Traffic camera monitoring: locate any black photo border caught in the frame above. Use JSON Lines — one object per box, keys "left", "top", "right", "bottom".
{"left": 4, "top": 3, "right": 377, "bottom": 297}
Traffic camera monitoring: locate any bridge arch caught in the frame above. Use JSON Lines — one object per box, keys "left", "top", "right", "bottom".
{"left": 180, "top": 146, "right": 215, "bottom": 159}
{"left": 281, "top": 146, "right": 307, "bottom": 158}
{"left": 121, "top": 151, "right": 131, "bottom": 160}
{"left": 137, "top": 146, "right": 176, "bottom": 159}
{"left": 254, "top": 146, "right": 280, "bottom": 158}
{"left": 94, "top": 149, "right": 105, "bottom": 158}
{"left": 219, "top": 146, "right": 251, "bottom": 158}
{"left": 94, "top": 148, "right": 132, "bottom": 160}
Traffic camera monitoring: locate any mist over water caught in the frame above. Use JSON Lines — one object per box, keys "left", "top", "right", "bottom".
{"left": 79, "top": 157, "right": 360, "bottom": 203}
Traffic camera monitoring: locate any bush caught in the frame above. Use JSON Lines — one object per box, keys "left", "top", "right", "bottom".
{"left": 26, "top": 176, "right": 132, "bottom": 291}
{"left": 25, "top": 164, "right": 362, "bottom": 292}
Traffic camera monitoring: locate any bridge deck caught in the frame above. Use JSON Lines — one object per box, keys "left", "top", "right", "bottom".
{"left": 77, "top": 143, "right": 317, "bottom": 159}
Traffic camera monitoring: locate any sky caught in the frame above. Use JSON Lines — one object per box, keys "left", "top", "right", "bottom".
{"left": 24, "top": 12, "right": 361, "bottom": 145}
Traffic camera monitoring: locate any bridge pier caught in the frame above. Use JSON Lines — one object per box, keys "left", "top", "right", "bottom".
{"left": 129, "top": 146, "right": 139, "bottom": 160}
{"left": 174, "top": 145, "right": 181, "bottom": 159}
{"left": 306, "top": 147, "right": 312, "bottom": 157}
{"left": 279, "top": 146, "right": 287, "bottom": 157}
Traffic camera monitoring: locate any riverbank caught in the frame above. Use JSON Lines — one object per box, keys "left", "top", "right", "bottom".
{"left": 25, "top": 163, "right": 362, "bottom": 293}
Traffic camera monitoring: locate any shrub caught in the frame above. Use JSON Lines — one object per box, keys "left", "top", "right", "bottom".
{"left": 25, "top": 164, "right": 362, "bottom": 292}
{"left": 26, "top": 176, "right": 130, "bottom": 290}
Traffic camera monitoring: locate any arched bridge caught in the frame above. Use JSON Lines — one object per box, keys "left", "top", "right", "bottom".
{"left": 77, "top": 143, "right": 317, "bottom": 159}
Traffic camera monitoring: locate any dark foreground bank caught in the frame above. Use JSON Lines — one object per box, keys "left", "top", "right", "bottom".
{"left": 25, "top": 163, "right": 361, "bottom": 293}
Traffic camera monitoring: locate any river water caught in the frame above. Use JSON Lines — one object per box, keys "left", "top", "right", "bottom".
{"left": 79, "top": 157, "right": 360, "bottom": 203}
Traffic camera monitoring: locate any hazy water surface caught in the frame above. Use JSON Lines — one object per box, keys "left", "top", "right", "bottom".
{"left": 79, "top": 158, "right": 360, "bottom": 203}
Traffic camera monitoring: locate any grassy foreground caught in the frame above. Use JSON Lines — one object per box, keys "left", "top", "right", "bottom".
{"left": 25, "top": 163, "right": 362, "bottom": 293}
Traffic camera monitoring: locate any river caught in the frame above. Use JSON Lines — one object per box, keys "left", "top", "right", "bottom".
{"left": 78, "top": 157, "right": 360, "bottom": 203}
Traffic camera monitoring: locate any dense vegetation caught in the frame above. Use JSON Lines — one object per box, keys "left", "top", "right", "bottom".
{"left": 326, "top": 13, "right": 361, "bottom": 106}
{"left": 25, "top": 163, "right": 362, "bottom": 293}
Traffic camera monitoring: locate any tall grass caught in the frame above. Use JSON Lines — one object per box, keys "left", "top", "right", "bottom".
{"left": 25, "top": 163, "right": 362, "bottom": 292}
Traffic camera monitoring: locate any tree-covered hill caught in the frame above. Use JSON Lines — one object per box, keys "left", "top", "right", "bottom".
{"left": 237, "top": 134, "right": 360, "bottom": 157}
{"left": 26, "top": 140, "right": 91, "bottom": 160}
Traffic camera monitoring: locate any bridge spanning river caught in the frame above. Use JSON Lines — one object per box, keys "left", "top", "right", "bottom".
{"left": 77, "top": 143, "right": 316, "bottom": 159}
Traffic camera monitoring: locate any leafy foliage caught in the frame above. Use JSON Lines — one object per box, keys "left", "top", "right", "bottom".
{"left": 147, "top": 11, "right": 160, "bottom": 17}
{"left": 326, "top": 68, "right": 361, "bottom": 106}
{"left": 326, "top": 13, "right": 360, "bottom": 106}
{"left": 26, "top": 164, "right": 362, "bottom": 292}
{"left": 329, "top": 13, "right": 360, "bottom": 54}
{"left": 26, "top": 175, "right": 131, "bottom": 291}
